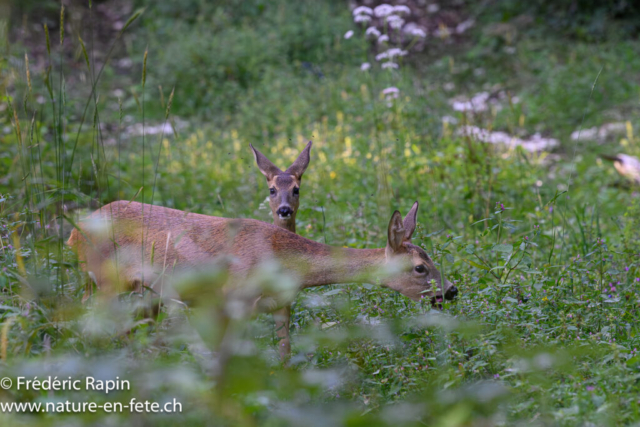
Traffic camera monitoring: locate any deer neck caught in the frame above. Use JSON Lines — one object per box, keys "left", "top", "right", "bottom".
{"left": 288, "top": 245, "right": 386, "bottom": 289}
{"left": 273, "top": 214, "right": 296, "bottom": 233}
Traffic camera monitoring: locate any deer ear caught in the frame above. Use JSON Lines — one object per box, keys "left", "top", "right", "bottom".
{"left": 403, "top": 201, "right": 419, "bottom": 241}
{"left": 250, "top": 144, "right": 282, "bottom": 180}
{"left": 387, "top": 210, "right": 406, "bottom": 253}
{"left": 285, "top": 141, "right": 312, "bottom": 180}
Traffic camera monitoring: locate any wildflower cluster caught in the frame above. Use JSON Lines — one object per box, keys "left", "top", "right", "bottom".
{"left": 346, "top": 3, "right": 427, "bottom": 72}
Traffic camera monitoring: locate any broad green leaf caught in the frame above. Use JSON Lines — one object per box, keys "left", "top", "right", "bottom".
{"left": 494, "top": 244, "right": 513, "bottom": 253}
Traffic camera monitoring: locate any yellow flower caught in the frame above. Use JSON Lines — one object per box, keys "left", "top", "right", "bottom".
{"left": 330, "top": 171, "right": 337, "bottom": 179}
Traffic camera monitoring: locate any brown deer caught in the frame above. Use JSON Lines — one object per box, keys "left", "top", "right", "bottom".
{"left": 250, "top": 141, "right": 311, "bottom": 233}
{"left": 67, "top": 201, "right": 457, "bottom": 316}
{"left": 250, "top": 141, "right": 311, "bottom": 358}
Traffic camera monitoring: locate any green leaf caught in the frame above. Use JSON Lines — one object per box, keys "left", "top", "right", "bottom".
{"left": 494, "top": 244, "right": 513, "bottom": 254}
{"left": 627, "top": 355, "right": 640, "bottom": 366}
{"left": 464, "top": 259, "right": 490, "bottom": 271}
{"left": 562, "top": 298, "right": 586, "bottom": 305}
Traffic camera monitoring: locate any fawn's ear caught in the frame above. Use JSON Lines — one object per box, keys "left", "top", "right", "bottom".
{"left": 250, "top": 144, "right": 282, "bottom": 180}
{"left": 285, "top": 141, "right": 312, "bottom": 180}
{"left": 386, "top": 210, "right": 406, "bottom": 253}
{"left": 403, "top": 201, "right": 419, "bottom": 241}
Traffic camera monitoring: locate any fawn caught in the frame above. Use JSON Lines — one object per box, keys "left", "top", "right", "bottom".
{"left": 67, "top": 201, "right": 457, "bottom": 321}
{"left": 250, "top": 141, "right": 311, "bottom": 358}
{"left": 251, "top": 141, "right": 312, "bottom": 233}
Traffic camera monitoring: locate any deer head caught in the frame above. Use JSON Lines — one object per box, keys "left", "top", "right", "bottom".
{"left": 384, "top": 202, "right": 458, "bottom": 304}
{"left": 251, "top": 141, "right": 312, "bottom": 233}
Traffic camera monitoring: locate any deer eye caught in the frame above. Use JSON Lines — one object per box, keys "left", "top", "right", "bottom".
{"left": 293, "top": 187, "right": 299, "bottom": 196}
{"left": 269, "top": 187, "right": 276, "bottom": 195}
{"left": 415, "top": 265, "right": 426, "bottom": 274}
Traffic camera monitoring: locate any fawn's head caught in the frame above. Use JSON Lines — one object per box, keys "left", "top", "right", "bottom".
{"left": 383, "top": 202, "right": 458, "bottom": 305}
{"left": 251, "top": 141, "right": 312, "bottom": 232}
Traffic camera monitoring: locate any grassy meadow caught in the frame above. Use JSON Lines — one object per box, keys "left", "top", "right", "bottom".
{"left": 2, "top": 0, "right": 640, "bottom": 425}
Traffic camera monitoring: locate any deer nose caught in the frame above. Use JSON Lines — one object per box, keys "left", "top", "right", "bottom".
{"left": 276, "top": 206, "right": 293, "bottom": 218}
{"left": 444, "top": 286, "right": 458, "bottom": 300}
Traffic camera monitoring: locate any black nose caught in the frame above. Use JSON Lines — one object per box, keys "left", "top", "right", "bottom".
{"left": 444, "top": 286, "right": 458, "bottom": 300}
{"left": 277, "top": 207, "right": 293, "bottom": 217}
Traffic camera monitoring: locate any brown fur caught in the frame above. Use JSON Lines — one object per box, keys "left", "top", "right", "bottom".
{"left": 67, "top": 201, "right": 454, "bottom": 305}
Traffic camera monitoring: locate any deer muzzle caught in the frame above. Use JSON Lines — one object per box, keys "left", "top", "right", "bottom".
{"left": 276, "top": 206, "right": 293, "bottom": 219}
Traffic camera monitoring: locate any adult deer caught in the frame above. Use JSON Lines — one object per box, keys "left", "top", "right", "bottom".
{"left": 250, "top": 141, "right": 311, "bottom": 358}
{"left": 67, "top": 201, "right": 458, "bottom": 347}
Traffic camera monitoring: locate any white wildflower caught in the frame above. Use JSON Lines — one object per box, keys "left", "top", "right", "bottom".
{"left": 450, "top": 91, "right": 518, "bottom": 113}
{"left": 571, "top": 127, "right": 598, "bottom": 141}
{"left": 365, "top": 26, "right": 381, "bottom": 38}
{"left": 451, "top": 92, "right": 491, "bottom": 112}
{"left": 374, "top": 4, "right": 394, "bottom": 18}
{"left": 409, "top": 28, "right": 427, "bottom": 37}
{"left": 386, "top": 48, "right": 408, "bottom": 58}
{"left": 375, "top": 51, "right": 389, "bottom": 61}
{"left": 382, "top": 87, "right": 400, "bottom": 106}
{"left": 381, "top": 62, "right": 399, "bottom": 69}
{"left": 382, "top": 87, "right": 400, "bottom": 97}
{"left": 387, "top": 15, "right": 405, "bottom": 29}
{"left": 403, "top": 23, "right": 427, "bottom": 38}
{"left": 361, "top": 62, "right": 371, "bottom": 71}
{"left": 571, "top": 122, "right": 626, "bottom": 142}
{"left": 344, "top": 30, "right": 354, "bottom": 40}
{"left": 353, "top": 6, "right": 373, "bottom": 16}
{"left": 392, "top": 5, "right": 411, "bottom": 15}
{"left": 389, "top": 19, "right": 404, "bottom": 29}
{"left": 375, "top": 48, "right": 407, "bottom": 61}
{"left": 458, "top": 126, "right": 558, "bottom": 152}
{"left": 378, "top": 34, "right": 390, "bottom": 43}
{"left": 354, "top": 14, "right": 372, "bottom": 23}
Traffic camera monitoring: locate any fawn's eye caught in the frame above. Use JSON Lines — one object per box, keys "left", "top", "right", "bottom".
{"left": 415, "top": 265, "right": 426, "bottom": 274}
{"left": 293, "top": 187, "right": 299, "bottom": 196}
{"left": 269, "top": 187, "right": 276, "bottom": 195}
